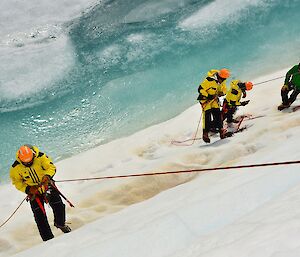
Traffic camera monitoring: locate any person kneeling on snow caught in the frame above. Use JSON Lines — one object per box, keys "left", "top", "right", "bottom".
{"left": 278, "top": 62, "right": 300, "bottom": 111}
{"left": 222, "top": 80, "right": 253, "bottom": 124}
{"left": 10, "top": 145, "right": 71, "bottom": 241}
{"left": 197, "top": 68, "right": 230, "bottom": 143}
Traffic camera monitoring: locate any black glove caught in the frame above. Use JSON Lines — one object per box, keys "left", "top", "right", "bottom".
{"left": 26, "top": 185, "right": 39, "bottom": 195}
{"left": 207, "top": 94, "right": 215, "bottom": 100}
{"left": 240, "top": 100, "right": 250, "bottom": 106}
{"left": 25, "top": 183, "right": 49, "bottom": 195}
{"left": 238, "top": 82, "right": 246, "bottom": 91}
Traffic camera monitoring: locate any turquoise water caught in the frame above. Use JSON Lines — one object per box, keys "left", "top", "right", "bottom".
{"left": 0, "top": 0, "right": 300, "bottom": 182}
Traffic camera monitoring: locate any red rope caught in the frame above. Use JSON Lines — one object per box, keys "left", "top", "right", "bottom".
{"left": 0, "top": 196, "right": 27, "bottom": 229}
{"left": 56, "top": 160, "right": 300, "bottom": 183}
{"left": 2, "top": 159, "right": 299, "bottom": 229}
{"left": 0, "top": 74, "right": 290, "bottom": 229}
{"left": 171, "top": 99, "right": 217, "bottom": 146}
{"left": 171, "top": 111, "right": 202, "bottom": 146}
{"left": 236, "top": 115, "right": 245, "bottom": 131}
{"left": 50, "top": 181, "right": 75, "bottom": 208}
{"left": 254, "top": 75, "right": 285, "bottom": 86}
{"left": 170, "top": 113, "right": 257, "bottom": 146}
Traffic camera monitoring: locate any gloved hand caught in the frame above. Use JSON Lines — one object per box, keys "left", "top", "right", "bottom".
{"left": 240, "top": 100, "right": 250, "bottom": 106}
{"left": 207, "top": 94, "right": 216, "bottom": 100}
{"left": 42, "top": 175, "right": 51, "bottom": 185}
{"left": 26, "top": 184, "right": 48, "bottom": 195}
{"left": 27, "top": 186, "right": 39, "bottom": 195}
{"left": 38, "top": 185, "right": 48, "bottom": 194}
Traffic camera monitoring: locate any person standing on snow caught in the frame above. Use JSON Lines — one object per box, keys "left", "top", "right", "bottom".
{"left": 278, "top": 62, "right": 300, "bottom": 111}
{"left": 197, "top": 68, "right": 230, "bottom": 143}
{"left": 10, "top": 145, "right": 71, "bottom": 241}
{"left": 222, "top": 80, "right": 253, "bottom": 123}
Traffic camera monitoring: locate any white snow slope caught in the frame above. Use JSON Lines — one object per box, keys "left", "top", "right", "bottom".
{"left": 1, "top": 68, "right": 300, "bottom": 257}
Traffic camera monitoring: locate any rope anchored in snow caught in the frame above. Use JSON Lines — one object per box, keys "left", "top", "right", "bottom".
{"left": 2, "top": 160, "right": 300, "bottom": 229}
{"left": 55, "top": 160, "right": 300, "bottom": 183}
{"left": 171, "top": 111, "right": 202, "bottom": 146}
{"left": 171, "top": 114, "right": 261, "bottom": 146}
{"left": 254, "top": 75, "right": 285, "bottom": 86}
{"left": 0, "top": 74, "right": 291, "bottom": 229}
{"left": 170, "top": 72, "right": 285, "bottom": 146}
{"left": 0, "top": 183, "right": 73, "bottom": 229}
{"left": 0, "top": 196, "right": 27, "bottom": 229}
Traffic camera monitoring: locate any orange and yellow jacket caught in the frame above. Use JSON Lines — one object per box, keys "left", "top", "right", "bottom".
{"left": 197, "top": 69, "right": 227, "bottom": 111}
{"left": 10, "top": 145, "right": 56, "bottom": 194}
{"left": 225, "top": 80, "right": 245, "bottom": 106}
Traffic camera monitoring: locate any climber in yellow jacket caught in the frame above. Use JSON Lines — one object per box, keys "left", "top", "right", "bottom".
{"left": 222, "top": 80, "right": 253, "bottom": 123}
{"left": 197, "top": 68, "right": 230, "bottom": 143}
{"left": 10, "top": 145, "right": 71, "bottom": 241}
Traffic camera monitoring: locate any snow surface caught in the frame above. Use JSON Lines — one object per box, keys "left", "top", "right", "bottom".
{"left": 0, "top": 0, "right": 99, "bottom": 101}
{"left": 1, "top": 67, "right": 300, "bottom": 257}
{"left": 179, "top": 0, "right": 271, "bottom": 30}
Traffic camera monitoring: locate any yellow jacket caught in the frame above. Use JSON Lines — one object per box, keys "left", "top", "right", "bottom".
{"left": 197, "top": 69, "right": 227, "bottom": 111}
{"left": 225, "top": 80, "right": 244, "bottom": 106}
{"left": 10, "top": 146, "right": 56, "bottom": 194}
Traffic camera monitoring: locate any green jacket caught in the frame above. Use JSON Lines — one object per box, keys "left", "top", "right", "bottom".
{"left": 285, "top": 64, "right": 300, "bottom": 89}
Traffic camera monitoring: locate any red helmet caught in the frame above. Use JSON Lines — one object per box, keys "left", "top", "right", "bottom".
{"left": 245, "top": 81, "right": 253, "bottom": 91}
{"left": 18, "top": 145, "right": 34, "bottom": 163}
{"left": 218, "top": 69, "right": 230, "bottom": 79}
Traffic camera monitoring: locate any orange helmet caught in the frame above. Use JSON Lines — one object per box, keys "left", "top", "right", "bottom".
{"left": 245, "top": 81, "right": 253, "bottom": 91}
{"left": 218, "top": 68, "right": 230, "bottom": 79}
{"left": 18, "top": 145, "right": 34, "bottom": 163}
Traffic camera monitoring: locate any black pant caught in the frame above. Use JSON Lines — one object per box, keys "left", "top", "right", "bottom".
{"left": 281, "top": 83, "right": 300, "bottom": 105}
{"left": 203, "top": 108, "right": 223, "bottom": 133}
{"left": 29, "top": 185, "right": 66, "bottom": 241}
{"left": 222, "top": 100, "right": 237, "bottom": 122}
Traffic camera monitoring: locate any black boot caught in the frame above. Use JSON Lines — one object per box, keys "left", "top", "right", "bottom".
{"left": 219, "top": 128, "right": 226, "bottom": 139}
{"left": 278, "top": 103, "right": 290, "bottom": 111}
{"left": 55, "top": 223, "right": 72, "bottom": 233}
{"left": 202, "top": 131, "right": 210, "bottom": 143}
